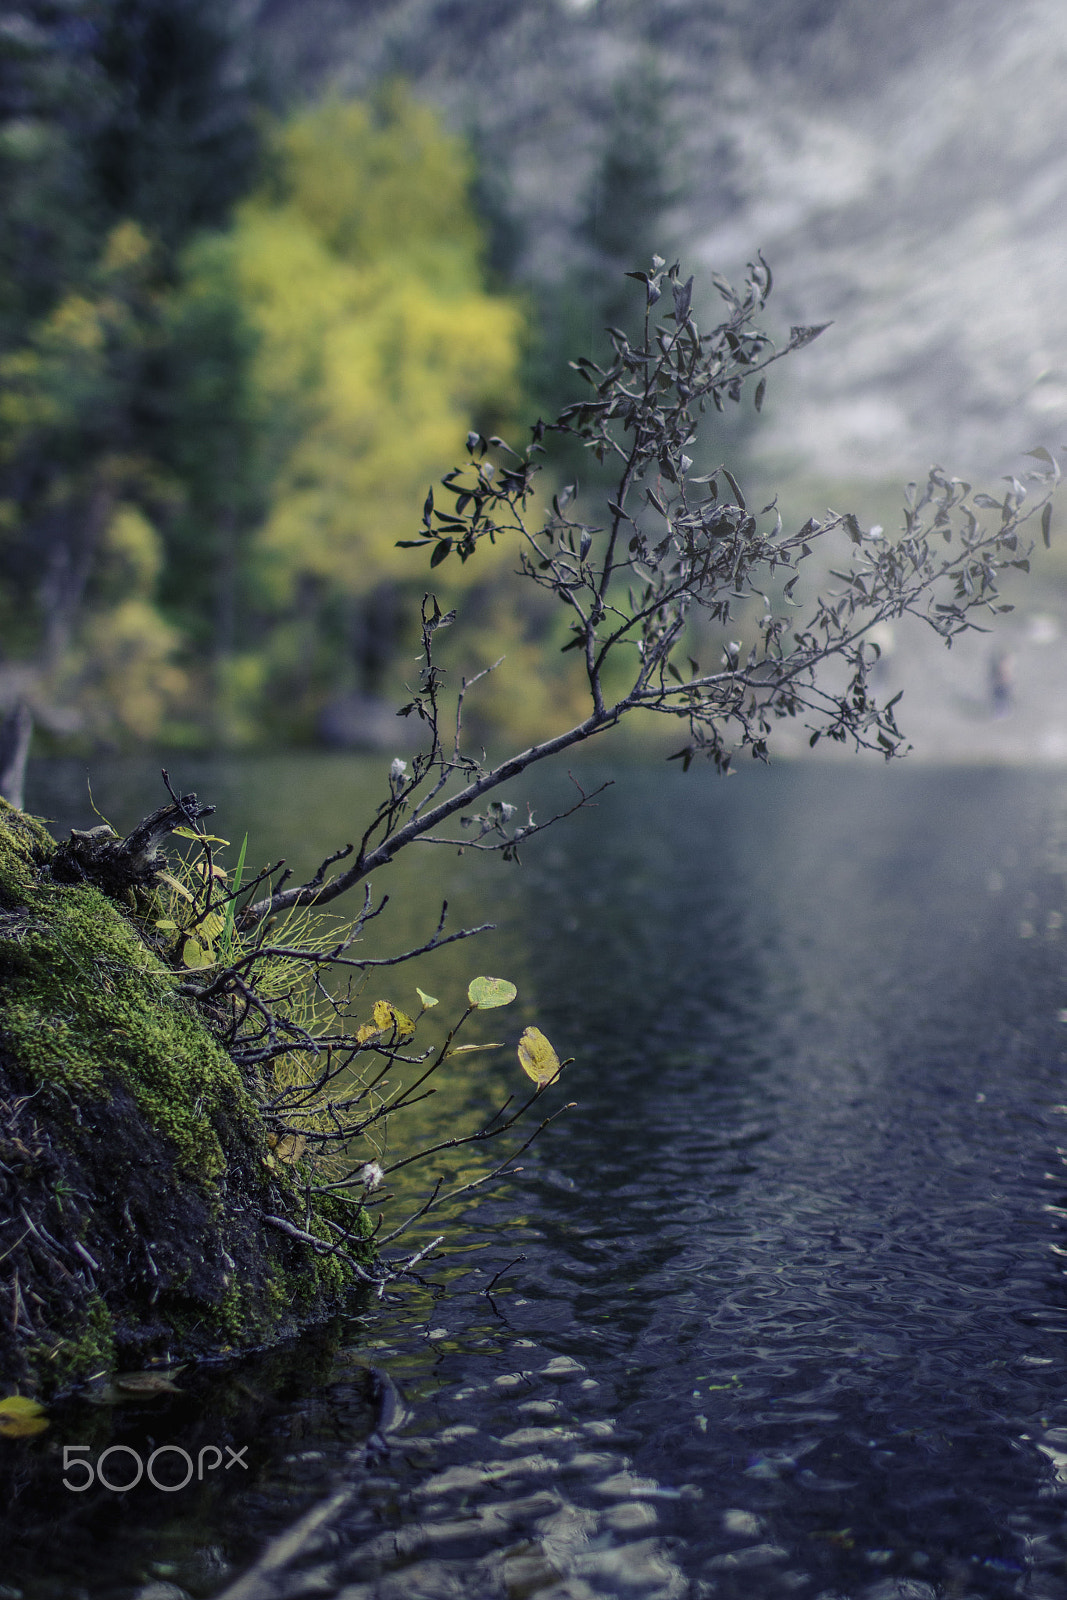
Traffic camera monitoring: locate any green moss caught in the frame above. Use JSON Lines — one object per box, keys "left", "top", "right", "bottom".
{"left": 30, "top": 1295, "right": 116, "bottom": 1393}
{"left": 217, "top": 1277, "right": 250, "bottom": 1342}
{"left": 0, "top": 798, "right": 376, "bottom": 1396}
{"left": 0, "top": 806, "right": 253, "bottom": 1178}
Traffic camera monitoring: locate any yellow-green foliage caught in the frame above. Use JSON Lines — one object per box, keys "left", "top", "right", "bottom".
{"left": 0, "top": 221, "right": 155, "bottom": 454}
{"left": 0, "top": 799, "right": 251, "bottom": 1179}
{"left": 72, "top": 505, "right": 188, "bottom": 741}
{"left": 222, "top": 86, "right": 523, "bottom": 599}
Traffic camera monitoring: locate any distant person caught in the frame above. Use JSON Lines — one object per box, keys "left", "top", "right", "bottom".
{"left": 989, "top": 648, "right": 1014, "bottom": 717}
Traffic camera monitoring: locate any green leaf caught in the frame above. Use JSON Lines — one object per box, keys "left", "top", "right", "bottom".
{"left": 447, "top": 1042, "right": 504, "bottom": 1056}
{"left": 181, "top": 935, "right": 213, "bottom": 970}
{"left": 430, "top": 537, "right": 453, "bottom": 567}
{"left": 1043, "top": 503, "right": 1053, "bottom": 548}
{"left": 416, "top": 987, "right": 439, "bottom": 1009}
{"left": 754, "top": 378, "right": 766, "bottom": 413}
{"left": 722, "top": 468, "right": 746, "bottom": 510}
{"left": 789, "top": 323, "right": 832, "bottom": 349}
{"left": 172, "top": 827, "right": 229, "bottom": 844}
{"left": 467, "top": 975, "right": 517, "bottom": 1009}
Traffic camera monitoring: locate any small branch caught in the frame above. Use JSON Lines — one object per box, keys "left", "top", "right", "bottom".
{"left": 243, "top": 712, "right": 620, "bottom": 921}
{"left": 262, "top": 1214, "right": 378, "bottom": 1284}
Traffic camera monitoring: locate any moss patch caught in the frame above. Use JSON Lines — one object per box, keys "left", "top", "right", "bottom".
{"left": 0, "top": 799, "right": 373, "bottom": 1397}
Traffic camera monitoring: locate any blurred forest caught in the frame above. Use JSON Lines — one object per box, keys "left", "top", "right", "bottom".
{"left": 0, "top": 1, "right": 545, "bottom": 753}
{"left": 3, "top": 0, "right": 1067, "bottom": 762}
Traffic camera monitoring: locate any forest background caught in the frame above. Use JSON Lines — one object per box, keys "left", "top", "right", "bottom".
{"left": 4, "top": 0, "right": 1067, "bottom": 766}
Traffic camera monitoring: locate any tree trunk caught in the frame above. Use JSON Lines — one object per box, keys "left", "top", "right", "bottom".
{"left": 0, "top": 700, "right": 33, "bottom": 810}
{"left": 39, "top": 482, "right": 113, "bottom": 676}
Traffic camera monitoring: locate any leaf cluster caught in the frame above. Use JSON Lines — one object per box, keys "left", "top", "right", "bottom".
{"left": 137, "top": 785, "right": 569, "bottom": 1288}
{"left": 386, "top": 257, "right": 1056, "bottom": 774}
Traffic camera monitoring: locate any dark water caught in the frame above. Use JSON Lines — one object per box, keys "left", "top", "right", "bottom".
{"left": 8, "top": 755, "right": 1067, "bottom": 1600}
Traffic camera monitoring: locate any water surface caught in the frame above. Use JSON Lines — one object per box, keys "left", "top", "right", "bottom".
{"left": 8, "top": 755, "right": 1067, "bottom": 1599}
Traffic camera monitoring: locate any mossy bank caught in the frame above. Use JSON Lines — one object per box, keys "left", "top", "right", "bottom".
{"left": 0, "top": 798, "right": 372, "bottom": 1398}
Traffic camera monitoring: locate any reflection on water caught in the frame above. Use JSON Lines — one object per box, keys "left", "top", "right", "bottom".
{"left": 10, "top": 756, "right": 1067, "bottom": 1598}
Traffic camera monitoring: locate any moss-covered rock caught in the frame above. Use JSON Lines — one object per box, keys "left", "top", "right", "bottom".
{"left": 0, "top": 798, "right": 372, "bottom": 1397}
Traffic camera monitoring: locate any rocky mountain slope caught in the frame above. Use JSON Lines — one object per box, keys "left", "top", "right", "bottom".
{"left": 253, "top": 0, "right": 1067, "bottom": 486}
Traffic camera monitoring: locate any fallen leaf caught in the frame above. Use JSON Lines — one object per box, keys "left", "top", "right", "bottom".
{"left": 90, "top": 1370, "right": 184, "bottom": 1404}
{"left": 273, "top": 1133, "right": 307, "bottom": 1165}
{"left": 0, "top": 1394, "right": 48, "bottom": 1438}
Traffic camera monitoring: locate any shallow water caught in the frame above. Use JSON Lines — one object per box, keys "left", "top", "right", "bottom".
{"left": 8, "top": 756, "right": 1067, "bottom": 1599}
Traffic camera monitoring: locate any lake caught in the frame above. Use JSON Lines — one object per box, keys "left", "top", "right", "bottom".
{"left": 6, "top": 753, "right": 1067, "bottom": 1600}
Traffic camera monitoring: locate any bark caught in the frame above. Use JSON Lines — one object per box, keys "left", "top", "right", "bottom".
{"left": 50, "top": 795, "right": 216, "bottom": 898}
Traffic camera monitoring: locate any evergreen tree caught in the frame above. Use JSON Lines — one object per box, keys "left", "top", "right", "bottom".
{"left": 527, "top": 56, "right": 681, "bottom": 457}
{"left": 88, "top": 0, "right": 261, "bottom": 252}
{"left": 0, "top": 0, "right": 265, "bottom": 750}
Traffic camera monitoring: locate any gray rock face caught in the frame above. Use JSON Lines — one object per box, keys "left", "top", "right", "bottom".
{"left": 253, "top": 0, "right": 1067, "bottom": 480}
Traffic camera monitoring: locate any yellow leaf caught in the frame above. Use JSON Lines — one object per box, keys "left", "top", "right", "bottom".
{"left": 364, "top": 1000, "right": 415, "bottom": 1042}
{"left": 0, "top": 1394, "right": 48, "bottom": 1438}
{"left": 518, "top": 1026, "right": 561, "bottom": 1087}
{"left": 273, "top": 1133, "right": 307, "bottom": 1165}
{"left": 447, "top": 1042, "right": 503, "bottom": 1056}
{"left": 157, "top": 870, "right": 193, "bottom": 903}
{"left": 390, "top": 1009, "right": 416, "bottom": 1042}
